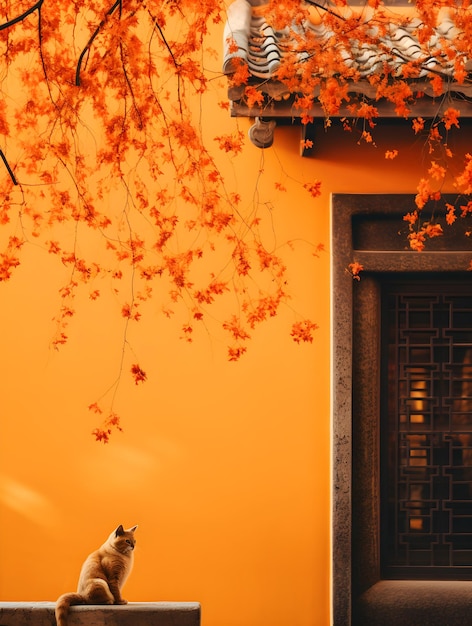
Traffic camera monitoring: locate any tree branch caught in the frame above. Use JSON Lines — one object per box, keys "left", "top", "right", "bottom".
{"left": 75, "top": 0, "right": 122, "bottom": 86}
{"left": 0, "top": 0, "right": 44, "bottom": 31}
{"left": 0, "top": 150, "right": 18, "bottom": 185}
{"left": 119, "top": 42, "right": 144, "bottom": 130}
{"left": 304, "top": 0, "right": 347, "bottom": 22}
{"left": 147, "top": 10, "right": 183, "bottom": 115}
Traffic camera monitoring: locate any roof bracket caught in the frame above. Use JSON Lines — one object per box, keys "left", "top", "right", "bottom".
{"left": 248, "top": 117, "right": 276, "bottom": 149}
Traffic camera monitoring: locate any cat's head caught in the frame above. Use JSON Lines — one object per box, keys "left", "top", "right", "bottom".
{"left": 111, "top": 524, "right": 138, "bottom": 554}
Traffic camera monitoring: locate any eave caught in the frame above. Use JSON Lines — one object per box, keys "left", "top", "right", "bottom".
{"left": 223, "top": 0, "right": 472, "bottom": 154}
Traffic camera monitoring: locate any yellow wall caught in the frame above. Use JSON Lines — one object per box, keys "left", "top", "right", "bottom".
{"left": 1, "top": 16, "right": 471, "bottom": 626}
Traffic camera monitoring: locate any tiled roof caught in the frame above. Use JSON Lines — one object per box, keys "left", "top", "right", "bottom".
{"left": 223, "top": 0, "right": 472, "bottom": 120}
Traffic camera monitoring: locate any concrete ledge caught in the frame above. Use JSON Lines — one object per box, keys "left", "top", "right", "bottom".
{"left": 0, "top": 602, "right": 201, "bottom": 626}
{"left": 355, "top": 581, "right": 472, "bottom": 626}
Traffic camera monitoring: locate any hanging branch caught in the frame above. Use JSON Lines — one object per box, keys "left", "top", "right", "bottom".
{"left": 75, "top": 0, "right": 122, "bottom": 86}
{"left": 0, "top": 150, "right": 18, "bottom": 185}
{"left": 147, "top": 10, "right": 183, "bottom": 115}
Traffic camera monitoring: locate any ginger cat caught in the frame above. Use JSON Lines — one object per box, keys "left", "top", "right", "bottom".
{"left": 55, "top": 524, "right": 138, "bottom": 626}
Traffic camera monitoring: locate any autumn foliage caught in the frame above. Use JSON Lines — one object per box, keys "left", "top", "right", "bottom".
{"left": 225, "top": 0, "right": 472, "bottom": 249}
{"left": 0, "top": 0, "right": 321, "bottom": 440}
{"left": 1, "top": 0, "right": 471, "bottom": 439}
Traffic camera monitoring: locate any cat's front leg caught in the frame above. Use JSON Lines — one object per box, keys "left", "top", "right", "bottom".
{"left": 108, "top": 581, "right": 127, "bottom": 605}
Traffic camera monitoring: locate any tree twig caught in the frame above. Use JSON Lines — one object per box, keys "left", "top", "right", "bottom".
{"left": 0, "top": 150, "right": 18, "bottom": 185}
{"left": 304, "top": 0, "right": 347, "bottom": 22}
{"left": 147, "top": 10, "right": 183, "bottom": 115}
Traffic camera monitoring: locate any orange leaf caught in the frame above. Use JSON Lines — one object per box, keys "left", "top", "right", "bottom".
{"left": 348, "top": 262, "right": 363, "bottom": 280}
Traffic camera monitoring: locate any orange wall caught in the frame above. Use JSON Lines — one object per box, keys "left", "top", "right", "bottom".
{"left": 0, "top": 153, "right": 330, "bottom": 626}
{"left": 1, "top": 18, "right": 471, "bottom": 626}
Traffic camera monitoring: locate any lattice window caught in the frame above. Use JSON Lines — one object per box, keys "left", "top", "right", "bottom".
{"left": 382, "top": 281, "right": 472, "bottom": 578}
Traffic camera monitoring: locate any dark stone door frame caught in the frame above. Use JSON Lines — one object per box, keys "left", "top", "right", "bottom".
{"left": 331, "top": 194, "right": 472, "bottom": 626}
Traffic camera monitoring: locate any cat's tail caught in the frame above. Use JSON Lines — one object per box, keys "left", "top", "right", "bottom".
{"left": 55, "top": 592, "right": 85, "bottom": 626}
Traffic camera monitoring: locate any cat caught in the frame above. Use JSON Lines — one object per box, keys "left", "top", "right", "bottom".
{"left": 55, "top": 524, "right": 138, "bottom": 626}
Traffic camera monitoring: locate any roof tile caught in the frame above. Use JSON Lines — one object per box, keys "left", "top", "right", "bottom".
{"left": 223, "top": 0, "right": 472, "bottom": 117}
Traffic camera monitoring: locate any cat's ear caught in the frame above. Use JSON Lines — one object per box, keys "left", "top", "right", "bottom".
{"left": 129, "top": 525, "right": 138, "bottom": 533}
{"left": 115, "top": 525, "right": 125, "bottom": 536}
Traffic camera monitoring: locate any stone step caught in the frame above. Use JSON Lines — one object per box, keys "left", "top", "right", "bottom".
{"left": 0, "top": 601, "right": 201, "bottom": 626}
{"left": 355, "top": 581, "right": 472, "bottom": 626}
